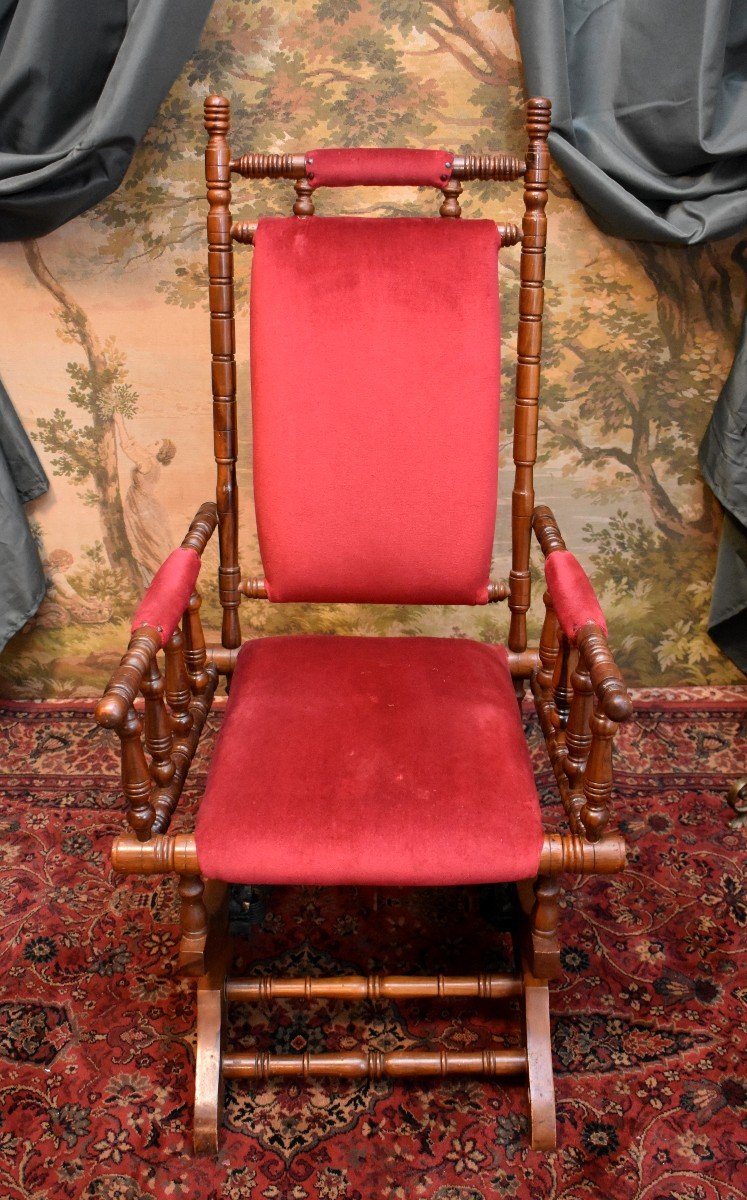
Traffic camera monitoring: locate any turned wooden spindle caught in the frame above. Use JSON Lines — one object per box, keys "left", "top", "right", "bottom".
{"left": 183, "top": 591, "right": 210, "bottom": 693}
{"left": 551, "top": 634, "right": 573, "bottom": 732}
{"left": 509, "top": 98, "right": 551, "bottom": 656}
{"left": 226, "top": 973, "right": 523, "bottom": 1003}
{"left": 222, "top": 1048, "right": 527, "bottom": 1081}
{"left": 141, "top": 656, "right": 175, "bottom": 787}
{"left": 537, "top": 591, "right": 559, "bottom": 703}
{"left": 293, "top": 178, "right": 315, "bottom": 216}
{"left": 439, "top": 177, "right": 463, "bottom": 217}
{"left": 118, "top": 706, "right": 154, "bottom": 841}
{"left": 580, "top": 708, "right": 616, "bottom": 842}
{"left": 564, "top": 658, "right": 594, "bottom": 820}
{"left": 204, "top": 95, "right": 241, "bottom": 650}
{"left": 164, "top": 627, "right": 193, "bottom": 741}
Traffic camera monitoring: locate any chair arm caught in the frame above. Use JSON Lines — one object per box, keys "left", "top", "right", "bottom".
{"left": 532, "top": 506, "right": 632, "bottom": 723}
{"left": 97, "top": 503, "right": 217, "bottom": 730}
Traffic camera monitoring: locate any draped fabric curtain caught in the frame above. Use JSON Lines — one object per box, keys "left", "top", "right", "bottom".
{"left": 514, "top": 0, "right": 747, "bottom": 671}
{"left": 0, "top": 0, "right": 214, "bottom": 649}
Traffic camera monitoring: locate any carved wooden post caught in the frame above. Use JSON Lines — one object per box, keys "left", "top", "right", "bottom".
{"left": 580, "top": 709, "right": 615, "bottom": 842}
{"left": 165, "top": 627, "right": 193, "bottom": 743}
{"left": 508, "top": 98, "right": 551, "bottom": 656}
{"left": 529, "top": 875, "right": 561, "bottom": 979}
{"left": 142, "top": 656, "right": 176, "bottom": 787}
{"left": 293, "top": 177, "right": 315, "bottom": 216}
{"left": 564, "top": 659, "right": 594, "bottom": 830}
{"left": 551, "top": 635, "right": 573, "bottom": 732}
{"left": 179, "top": 874, "right": 209, "bottom": 966}
{"left": 183, "top": 590, "right": 210, "bottom": 693}
{"left": 204, "top": 95, "right": 241, "bottom": 650}
{"left": 439, "top": 177, "right": 462, "bottom": 217}
{"left": 118, "top": 707, "right": 154, "bottom": 841}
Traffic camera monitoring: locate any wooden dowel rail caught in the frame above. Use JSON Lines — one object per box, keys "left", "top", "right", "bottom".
{"left": 222, "top": 1048, "right": 528, "bottom": 1080}
{"left": 225, "top": 973, "right": 523, "bottom": 1003}
{"left": 205, "top": 643, "right": 540, "bottom": 678}
{"left": 111, "top": 831, "right": 626, "bottom": 876}
{"left": 231, "top": 221, "right": 521, "bottom": 247}
{"left": 239, "top": 578, "right": 508, "bottom": 600}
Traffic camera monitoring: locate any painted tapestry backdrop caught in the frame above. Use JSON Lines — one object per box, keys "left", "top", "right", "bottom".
{"left": 0, "top": 0, "right": 743, "bottom": 699}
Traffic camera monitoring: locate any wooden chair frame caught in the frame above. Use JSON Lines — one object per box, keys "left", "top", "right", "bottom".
{"left": 96, "top": 95, "right": 632, "bottom": 1154}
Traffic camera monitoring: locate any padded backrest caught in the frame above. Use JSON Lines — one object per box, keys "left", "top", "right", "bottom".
{"left": 250, "top": 215, "right": 501, "bottom": 605}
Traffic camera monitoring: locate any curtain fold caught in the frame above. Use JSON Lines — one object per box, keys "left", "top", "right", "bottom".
{"left": 0, "top": 0, "right": 214, "bottom": 240}
{"left": 0, "top": 0, "right": 214, "bottom": 649}
{"left": 514, "top": 0, "right": 747, "bottom": 671}
{"left": 0, "top": 377, "right": 49, "bottom": 650}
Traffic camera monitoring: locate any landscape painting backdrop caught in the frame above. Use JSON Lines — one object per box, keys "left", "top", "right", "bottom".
{"left": 0, "top": 0, "right": 744, "bottom": 698}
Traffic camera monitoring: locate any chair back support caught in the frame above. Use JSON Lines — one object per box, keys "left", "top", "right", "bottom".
{"left": 251, "top": 216, "right": 500, "bottom": 604}
{"left": 204, "top": 96, "right": 550, "bottom": 638}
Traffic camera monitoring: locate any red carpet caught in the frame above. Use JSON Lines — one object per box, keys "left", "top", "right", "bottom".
{"left": 0, "top": 688, "right": 745, "bottom": 1199}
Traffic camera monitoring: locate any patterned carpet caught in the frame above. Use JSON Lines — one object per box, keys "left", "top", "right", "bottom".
{"left": 0, "top": 689, "right": 745, "bottom": 1200}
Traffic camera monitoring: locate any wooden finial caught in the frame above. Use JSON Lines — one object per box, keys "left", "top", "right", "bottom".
{"left": 204, "top": 94, "right": 230, "bottom": 135}
{"left": 526, "top": 96, "right": 551, "bottom": 142}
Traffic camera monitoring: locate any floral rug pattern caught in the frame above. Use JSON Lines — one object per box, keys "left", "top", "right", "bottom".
{"left": 0, "top": 693, "right": 744, "bottom": 1199}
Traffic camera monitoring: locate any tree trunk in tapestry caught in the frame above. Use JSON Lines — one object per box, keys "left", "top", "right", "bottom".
{"left": 22, "top": 240, "right": 142, "bottom": 593}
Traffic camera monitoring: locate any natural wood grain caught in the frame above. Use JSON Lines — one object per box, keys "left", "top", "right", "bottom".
{"left": 204, "top": 96, "right": 241, "bottom": 649}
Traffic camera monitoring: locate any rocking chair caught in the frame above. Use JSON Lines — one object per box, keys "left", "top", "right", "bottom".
{"left": 96, "top": 94, "right": 632, "bottom": 1154}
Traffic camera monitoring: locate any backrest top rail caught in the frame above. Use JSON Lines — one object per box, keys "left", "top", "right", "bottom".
{"left": 229, "top": 152, "right": 527, "bottom": 183}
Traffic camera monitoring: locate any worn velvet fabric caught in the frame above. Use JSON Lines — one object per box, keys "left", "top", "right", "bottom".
{"left": 306, "top": 149, "right": 452, "bottom": 190}
{"left": 0, "top": 0, "right": 214, "bottom": 240}
{"left": 130, "top": 546, "right": 200, "bottom": 646}
{"left": 514, "top": 0, "right": 747, "bottom": 671}
{"left": 544, "top": 549, "right": 608, "bottom": 640}
{"left": 0, "top": 377, "right": 49, "bottom": 649}
{"left": 250, "top": 217, "right": 501, "bottom": 604}
{"left": 195, "top": 636, "right": 544, "bottom": 886}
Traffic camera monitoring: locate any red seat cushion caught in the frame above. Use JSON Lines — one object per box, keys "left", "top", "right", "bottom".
{"left": 195, "top": 636, "right": 543, "bottom": 887}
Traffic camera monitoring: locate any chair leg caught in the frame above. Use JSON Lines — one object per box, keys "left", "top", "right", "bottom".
{"left": 193, "top": 885, "right": 231, "bottom": 1155}
{"left": 522, "top": 963, "right": 557, "bottom": 1150}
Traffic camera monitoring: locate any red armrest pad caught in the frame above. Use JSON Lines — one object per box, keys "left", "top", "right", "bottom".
{"left": 306, "top": 148, "right": 453, "bottom": 190}
{"left": 544, "top": 549, "right": 608, "bottom": 640}
{"left": 130, "top": 547, "right": 201, "bottom": 647}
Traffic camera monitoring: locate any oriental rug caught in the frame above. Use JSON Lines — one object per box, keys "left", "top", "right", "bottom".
{"left": 0, "top": 689, "right": 744, "bottom": 1199}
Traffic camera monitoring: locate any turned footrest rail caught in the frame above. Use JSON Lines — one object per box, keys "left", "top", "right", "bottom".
{"left": 222, "top": 1049, "right": 527, "bottom": 1081}
{"left": 225, "top": 972, "right": 523, "bottom": 1002}
{"left": 223, "top": 970, "right": 526, "bottom": 1082}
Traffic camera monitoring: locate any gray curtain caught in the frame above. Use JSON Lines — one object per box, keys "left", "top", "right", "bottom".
{"left": 0, "top": 377, "right": 49, "bottom": 648}
{"left": 514, "top": 0, "right": 747, "bottom": 671}
{"left": 0, "top": 0, "right": 214, "bottom": 649}
{"left": 0, "top": 0, "right": 214, "bottom": 239}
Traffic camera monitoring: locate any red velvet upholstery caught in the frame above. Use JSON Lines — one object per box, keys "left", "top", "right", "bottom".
{"left": 544, "top": 549, "right": 608, "bottom": 640}
{"left": 130, "top": 547, "right": 200, "bottom": 647}
{"left": 195, "top": 636, "right": 543, "bottom": 886}
{"left": 305, "top": 148, "right": 452, "bottom": 190}
{"left": 250, "top": 217, "right": 501, "bottom": 604}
